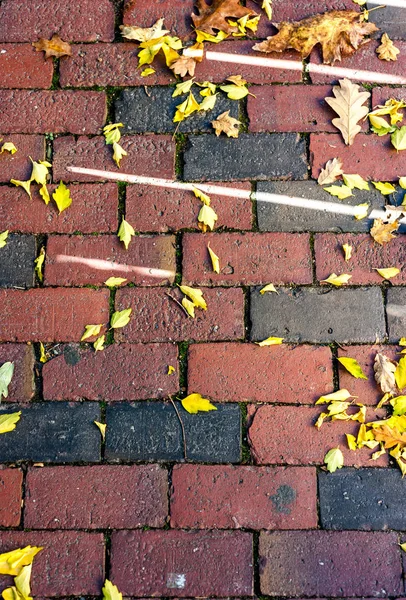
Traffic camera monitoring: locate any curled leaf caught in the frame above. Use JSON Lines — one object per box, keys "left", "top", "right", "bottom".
{"left": 0, "top": 142, "right": 17, "bottom": 154}
{"left": 10, "top": 179, "right": 31, "bottom": 198}
{"left": 316, "top": 389, "right": 354, "bottom": 404}
{"left": 94, "top": 421, "right": 106, "bottom": 440}
{"left": 34, "top": 247, "right": 45, "bottom": 281}
{"left": 338, "top": 357, "right": 368, "bottom": 379}
{"left": 182, "top": 297, "right": 195, "bottom": 318}
{"left": 342, "top": 243, "right": 352, "bottom": 261}
{"left": 81, "top": 324, "right": 103, "bottom": 342}
{"left": 260, "top": 283, "right": 277, "bottom": 295}
{"left": 321, "top": 273, "right": 352, "bottom": 286}
{"left": 256, "top": 336, "right": 284, "bottom": 347}
{"left": 207, "top": 243, "right": 220, "bottom": 274}
{"left": 370, "top": 218, "right": 399, "bottom": 245}
{"left": 375, "top": 267, "right": 400, "bottom": 280}
{"left": 179, "top": 285, "right": 207, "bottom": 310}
{"left": 112, "top": 142, "right": 127, "bottom": 168}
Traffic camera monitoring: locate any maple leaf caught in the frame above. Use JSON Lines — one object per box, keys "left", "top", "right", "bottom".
{"left": 325, "top": 78, "right": 370, "bottom": 145}
{"left": 0, "top": 362, "right": 14, "bottom": 399}
{"left": 102, "top": 580, "right": 122, "bottom": 600}
{"left": 120, "top": 18, "right": 169, "bottom": 42}
{"left": 170, "top": 55, "right": 197, "bottom": 77}
{"left": 370, "top": 218, "right": 399, "bottom": 245}
{"left": 324, "top": 447, "right": 344, "bottom": 472}
{"left": 377, "top": 33, "right": 400, "bottom": 61}
{"left": 211, "top": 110, "right": 241, "bottom": 137}
{"left": 32, "top": 35, "right": 72, "bottom": 59}
{"left": 192, "top": 0, "right": 258, "bottom": 35}
{"left": 374, "top": 352, "right": 397, "bottom": 394}
{"left": 317, "top": 157, "right": 344, "bottom": 185}
{"left": 253, "top": 10, "right": 378, "bottom": 65}
{"left": 52, "top": 181, "right": 71, "bottom": 213}
{"left": 181, "top": 393, "right": 217, "bottom": 414}
{"left": 374, "top": 425, "right": 406, "bottom": 449}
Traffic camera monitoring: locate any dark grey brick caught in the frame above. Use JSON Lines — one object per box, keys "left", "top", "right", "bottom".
{"left": 367, "top": 3, "right": 406, "bottom": 39}
{"left": 250, "top": 286, "right": 386, "bottom": 343}
{"left": 0, "top": 402, "right": 101, "bottom": 463}
{"left": 319, "top": 468, "right": 406, "bottom": 530}
{"left": 256, "top": 180, "right": 385, "bottom": 233}
{"left": 183, "top": 133, "right": 308, "bottom": 181}
{"left": 0, "top": 234, "right": 35, "bottom": 288}
{"left": 115, "top": 87, "right": 239, "bottom": 134}
{"left": 387, "top": 288, "right": 406, "bottom": 343}
{"left": 105, "top": 402, "right": 241, "bottom": 463}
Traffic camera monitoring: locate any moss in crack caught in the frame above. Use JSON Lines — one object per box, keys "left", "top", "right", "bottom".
{"left": 239, "top": 98, "right": 249, "bottom": 133}
{"left": 106, "top": 288, "right": 117, "bottom": 345}
{"left": 240, "top": 402, "right": 252, "bottom": 464}
{"left": 105, "top": 86, "right": 125, "bottom": 125}
{"left": 178, "top": 341, "right": 189, "bottom": 393}
{"left": 50, "top": 58, "right": 60, "bottom": 90}
{"left": 174, "top": 133, "right": 188, "bottom": 180}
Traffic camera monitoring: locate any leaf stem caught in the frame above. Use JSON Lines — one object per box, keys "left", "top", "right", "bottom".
{"left": 168, "top": 396, "right": 188, "bottom": 460}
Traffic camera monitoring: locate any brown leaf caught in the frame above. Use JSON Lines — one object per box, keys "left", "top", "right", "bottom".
{"left": 373, "top": 425, "right": 406, "bottom": 449}
{"left": 253, "top": 10, "right": 378, "bottom": 65}
{"left": 32, "top": 34, "right": 72, "bottom": 59}
{"left": 192, "top": 0, "right": 258, "bottom": 35}
{"left": 325, "top": 78, "right": 370, "bottom": 145}
{"left": 317, "top": 157, "right": 344, "bottom": 185}
{"left": 170, "top": 55, "right": 197, "bottom": 77}
{"left": 211, "top": 110, "right": 241, "bottom": 137}
{"left": 374, "top": 352, "right": 397, "bottom": 395}
{"left": 370, "top": 218, "right": 399, "bottom": 245}
{"left": 376, "top": 33, "right": 400, "bottom": 61}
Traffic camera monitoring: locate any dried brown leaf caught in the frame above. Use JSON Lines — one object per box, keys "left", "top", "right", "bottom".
{"left": 317, "top": 157, "right": 344, "bottom": 185}
{"left": 32, "top": 34, "right": 72, "bottom": 59}
{"left": 325, "top": 78, "right": 370, "bottom": 145}
{"left": 370, "top": 218, "right": 399, "bottom": 245}
{"left": 211, "top": 110, "right": 241, "bottom": 137}
{"left": 373, "top": 425, "right": 406, "bottom": 449}
{"left": 170, "top": 55, "right": 197, "bottom": 77}
{"left": 376, "top": 33, "right": 400, "bottom": 61}
{"left": 374, "top": 352, "right": 397, "bottom": 395}
{"left": 192, "top": 0, "right": 258, "bottom": 35}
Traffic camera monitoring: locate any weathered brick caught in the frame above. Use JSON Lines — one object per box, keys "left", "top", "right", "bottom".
{"left": 0, "top": 134, "right": 44, "bottom": 181}
{"left": 110, "top": 530, "right": 253, "bottom": 597}
{"left": 115, "top": 288, "right": 244, "bottom": 342}
{"left": 182, "top": 232, "right": 312, "bottom": 286}
{"left": 259, "top": 530, "right": 403, "bottom": 597}
{"left": 248, "top": 405, "right": 389, "bottom": 467}
{"left": 309, "top": 42, "right": 406, "bottom": 85}
{"left": 250, "top": 286, "right": 386, "bottom": 344}
{"left": 0, "top": 468, "right": 22, "bottom": 526}
{"left": 105, "top": 402, "right": 241, "bottom": 463}
{"left": 0, "top": 184, "right": 118, "bottom": 234}
{"left": 184, "top": 133, "right": 308, "bottom": 182}
{"left": 0, "top": 531, "right": 104, "bottom": 596}
{"left": 123, "top": 0, "right": 194, "bottom": 38}
{"left": 337, "top": 345, "right": 399, "bottom": 406}
{"left": 116, "top": 87, "right": 239, "bottom": 134}
{"left": 0, "top": 234, "right": 35, "bottom": 288}
{"left": 0, "top": 402, "right": 101, "bottom": 463}
{"left": 256, "top": 180, "right": 384, "bottom": 233}
{"left": 0, "top": 288, "right": 109, "bottom": 342}
{"left": 319, "top": 468, "right": 406, "bottom": 530}
{"left": 315, "top": 233, "right": 406, "bottom": 285}
{"left": 60, "top": 44, "right": 175, "bottom": 88}
{"left": 53, "top": 135, "right": 176, "bottom": 183}
{"left": 0, "top": 44, "right": 53, "bottom": 88}
{"left": 0, "top": 91, "right": 106, "bottom": 134}
{"left": 0, "top": 344, "right": 34, "bottom": 402}
{"left": 126, "top": 182, "right": 253, "bottom": 232}
{"left": 0, "top": 0, "right": 114, "bottom": 42}
{"left": 366, "top": 3, "right": 406, "bottom": 39}
{"left": 43, "top": 343, "right": 178, "bottom": 401}
{"left": 188, "top": 343, "right": 333, "bottom": 403}
{"left": 387, "top": 288, "right": 406, "bottom": 342}
{"left": 44, "top": 235, "right": 176, "bottom": 286}
{"left": 25, "top": 465, "right": 168, "bottom": 529}
{"left": 310, "top": 133, "right": 405, "bottom": 181}
{"left": 170, "top": 465, "right": 317, "bottom": 529}
{"left": 372, "top": 86, "right": 406, "bottom": 108}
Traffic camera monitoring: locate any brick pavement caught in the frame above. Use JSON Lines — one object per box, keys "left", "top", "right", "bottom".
{"left": 1, "top": 0, "right": 406, "bottom": 598}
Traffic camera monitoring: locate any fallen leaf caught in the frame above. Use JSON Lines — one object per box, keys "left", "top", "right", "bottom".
{"left": 39, "top": 342, "right": 47, "bottom": 363}
{"left": 392, "top": 126, "right": 406, "bottom": 151}
{"left": 198, "top": 81, "right": 217, "bottom": 96}
{"left": 395, "top": 356, "right": 406, "bottom": 390}
{"left": 342, "top": 173, "right": 370, "bottom": 190}
{"left": 102, "top": 579, "right": 122, "bottom": 600}
{"left": 103, "top": 123, "right": 123, "bottom": 145}
{"left": 343, "top": 243, "right": 352, "bottom": 261}
{"left": 32, "top": 34, "right": 72, "bottom": 59}
{"left": 374, "top": 352, "right": 397, "bottom": 394}
{"left": 0, "top": 142, "right": 17, "bottom": 154}
{"left": 179, "top": 285, "right": 207, "bottom": 309}
{"left": 377, "top": 32, "right": 400, "bottom": 61}
{"left": 52, "top": 181, "right": 72, "bottom": 213}
{"left": 34, "top": 247, "right": 45, "bottom": 281}
{"left": 208, "top": 243, "right": 220, "bottom": 273}
{"left": 110, "top": 308, "right": 132, "bottom": 329}
{"left": 183, "top": 42, "right": 204, "bottom": 62}
{"left": 30, "top": 158, "right": 51, "bottom": 186}
{"left": 193, "top": 186, "right": 211, "bottom": 205}
{"left": 262, "top": 0, "right": 272, "bottom": 19}
{"left": 256, "top": 336, "right": 284, "bottom": 347}
{"left": 141, "top": 67, "right": 155, "bottom": 77}
{"left": 0, "top": 412, "right": 21, "bottom": 435}
{"left": 400, "top": 542, "right": 406, "bottom": 551}
{"left": 354, "top": 203, "right": 370, "bottom": 220}
{"left": 0, "top": 362, "right": 14, "bottom": 399}
{"left": 317, "top": 157, "right": 343, "bottom": 185}
{"left": 211, "top": 110, "right": 241, "bottom": 137}
{"left": 327, "top": 401, "right": 351, "bottom": 416}
{"left": 369, "top": 98, "right": 406, "bottom": 125}
{"left": 396, "top": 457, "right": 406, "bottom": 477}
{"left": 370, "top": 218, "right": 399, "bottom": 245}
{"left": 390, "top": 396, "right": 406, "bottom": 416}
{"left": 181, "top": 393, "right": 217, "bottom": 414}
{"left": 104, "top": 277, "right": 127, "bottom": 287}
{"left": 324, "top": 447, "right": 344, "bottom": 473}
{"left": 81, "top": 324, "right": 103, "bottom": 342}
{"left": 39, "top": 184, "right": 50, "bottom": 205}
{"left": 10, "top": 179, "right": 31, "bottom": 198}
{"left": 321, "top": 273, "right": 352, "bottom": 286}
{"left": 346, "top": 433, "right": 357, "bottom": 450}
{"left": 93, "top": 335, "right": 105, "bottom": 352}
{"left": 399, "top": 177, "right": 406, "bottom": 189}
{"left": 170, "top": 55, "right": 197, "bottom": 77}
{"left": 182, "top": 297, "right": 195, "bottom": 317}
{"left": 324, "top": 184, "right": 353, "bottom": 199}
{"left": 0, "top": 546, "right": 42, "bottom": 577}
{"left": 120, "top": 18, "right": 169, "bottom": 41}
{"left": 199, "top": 94, "right": 218, "bottom": 111}
{"left": 316, "top": 389, "right": 354, "bottom": 403}
{"left": 14, "top": 563, "right": 32, "bottom": 600}
{"left": 375, "top": 267, "right": 400, "bottom": 279}
{"left": 338, "top": 357, "right": 368, "bottom": 379}
{"left": 371, "top": 445, "right": 386, "bottom": 460}
{"left": 372, "top": 181, "right": 396, "bottom": 195}
{"left": 173, "top": 92, "right": 200, "bottom": 122}
{"left": 117, "top": 218, "right": 135, "bottom": 250}
{"left": 325, "top": 78, "right": 370, "bottom": 145}
{"left": 168, "top": 365, "right": 176, "bottom": 375}
{"left": 0, "top": 230, "right": 8, "bottom": 249}
{"left": 173, "top": 79, "right": 195, "bottom": 97}
{"left": 260, "top": 283, "right": 277, "bottom": 294}
{"left": 252, "top": 10, "right": 378, "bottom": 65}
{"left": 220, "top": 82, "right": 250, "bottom": 100}
{"left": 195, "top": 29, "right": 229, "bottom": 43}
{"left": 191, "top": 0, "right": 257, "bottom": 35}
{"left": 94, "top": 421, "right": 106, "bottom": 440}
{"left": 198, "top": 203, "right": 218, "bottom": 231}
{"left": 374, "top": 424, "right": 406, "bottom": 448}
{"left": 112, "top": 142, "right": 127, "bottom": 168}
{"left": 315, "top": 412, "right": 328, "bottom": 429}
{"left": 400, "top": 337, "right": 406, "bottom": 346}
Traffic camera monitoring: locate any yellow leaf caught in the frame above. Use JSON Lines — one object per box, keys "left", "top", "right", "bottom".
{"left": 377, "top": 32, "right": 400, "bottom": 61}
{"left": 390, "top": 396, "right": 406, "bottom": 416}
{"left": 138, "top": 41, "right": 163, "bottom": 67}
{"left": 103, "top": 123, "right": 123, "bottom": 145}
{"left": 167, "top": 365, "right": 176, "bottom": 375}
{"left": 350, "top": 404, "right": 366, "bottom": 423}
{"left": 161, "top": 43, "right": 181, "bottom": 67}
{"left": 219, "top": 83, "right": 249, "bottom": 100}
{"left": 198, "top": 81, "right": 217, "bottom": 96}
{"left": 342, "top": 173, "right": 370, "bottom": 191}
{"left": 172, "top": 78, "right": 195, "bottom": 97}
{"left": 262, "top": 0, "right": 272, "bottom": 19}
{"left": 0, "top": 230, "right": 8, "bottom": 249}
{"left": 120, "top": 18, "right": 169, "bottom": 42}
{"left": 395, "top": 356, "right": 406, "bottom": 390}
{"left": 104, "top": 277, "right": 127, "bottom": 287}
{"left": 81, "top": 324, "right": 103, "bottom": 341}
{"left": 0, "top": 362, "right": 14, "bottom": 400}
{"left": 52, "top": 181, "right": 72, "bottom": 213}
{"left": 315, "top": 412, "right": 328, "bottom": 429}
{"left": 102, "top": 580, "right": 122, "bottom": 600}
{"left": 39, "top": 184, "right": 50, "bottom": 205}
{"left": 181, "top": 393, "right": 217, "bottom": 414}
{"left": 370, "top": 218, "right": 399, "bottom": 245}
{"left": 14, "top": 563, "right": 32, "bottom": 599}
{"left": 256, "top": 336, "right": 284, "bottom": 347}
{"left": 346, "top": 433, "right": 357, "bottom": 450}
{"left": 110, "top": 308, "right": 132, "bottom": 329}
{"left": 353, "top": 203, "right": 369, "bottom": 220}
{"left": 375, "top": 267, "right": 400, "bottom": 280}
{"left": 173, "top": 92, "right": 200, "bottom": 123}
{"left": 260, "top": 283, "right": 277, "bottom": 295}
{"left": 372, "top": 181, "right": 396, "bottom": 195}
{"left": 30, "top": 158, "right": 51, "bottom": 185}
{"left": 399, "top": 177, "right": 406, "bottom": 189}
{"left": 10, "top": 179, "right": 31, "bottom": 198}
{"left": 117, "top": 218, "right": 135, "bottom": 250}
{"left": 179, "top": 285, "right": 207, "bottom": 309}
{"left": 2, "top": 586, "right": 25, "bottom": 600}
{"left": 369, "top": 114, "right": 391, "bottom": 130}
{"left": 193, "top": 186, "right": 211, "bottom": 205}
{"left": 324, "top": 447, "right": 344, "bottom": 473}
{"left": 371, "top": 445, "right": 386, "bottom": 460}
{"left": 353, "top": 0, "right": 366, "bottom": 4}
{"left": 93, "top": 335, "right": 105, "bottom": 352}
{"left": 182, "top": 297, "right": 195, "bottom": 318}
{"left": 317, "top": 157, "right": 344, "bottom": 185}
{"left": 327, "top": 401, "right": 351, "bottom": 416}
{"left": 316, "top": 389, "right": 354, "bottom": 404}
{"left": 0, "top": 412, "right": 21, "bottom": 435}
{"left": 199, "top": 94, "right": 218, "bottom": 112}
{"left": 39, "top": 342, "right": 47, "bottom": 364}
{"left": 0, "top": 547, "right": 42, "bottom": 577}
{"left": 400, "top": 542, "right": 406, "bottom": 552}
{"left": 198, "top": 204, "right": 218, "bottom": 231}
{"left": 34, "top": 247, "right": 45, "bottom": 282}
{"left": 338, "top": 357, "right": 368, "bottom": 379}
{"left": 140, "top": 67, "right": 156, "bottom": 77}
{"left": 211, "top": 110, "right": 241, "bottom": 138}
{"left": 391, "top": 126, "right": 406, "bottom": 151}
{"left": 94, "top": 421, "right": 106, "bottom": 440}
{"left": 321, "top": 272, "right": 352, "bottom": 286}
{"left": 325, "top": 78, "right": 370, "bottom": 145}
{"left": 377, "top": 392, "right": 393, "bottom": 409}
{"left": 397, "top": 457, "right": 406, "bottom": 477}
{"left": 207, "top": 243, "right": 220, "bottom": 274}
{"left": 195, "top": 30, "right": 229, "bottom": 43}
{"left": 324, "top": 184, "right": 353, "bottom": 199}
{"left": 1, "top": 142, "right": 17, "bottom": 154}
{"left": 399, "top": 337, "right": 406, "bottom": 346}
{"left": 342, "top": 243, "right": 352, "bottom": 261}
{"left": 112, "top": 142, "right": 127, "bottom": 168}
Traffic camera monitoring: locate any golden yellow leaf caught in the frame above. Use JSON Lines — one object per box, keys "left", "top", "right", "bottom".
{"left": 103, "top": 123, "right": 123, "bottom": 145}
{"left": 110, "top": 309, "right": 132, "bottom": 329}
{"left": 354, "top": 203, "right": 369, "bottom": 220}
{"left": 338, "top": 357, "right": 368, "bottom": 379}
{"left": 2, "top": 584, "right": 25, "bottom": 600}
{"left": 342, "top": 173, "right": 370, "bottom": 190}
{"left": 370, "top": 218, "right": 399, "bottom": 245}
{"left": 211, "top": 110, "right": 241, "bottom": 137}
{"left": 369, "top": 98, "right": 406, "bottom": 125}
{"left": 179, "top": 285, "right": 207, "bottom": 309}
{"left": 141, "top": 67, "right": 156, "bottom": 77}
{"left": 0, "top": 362, "right": 14, "bottom": 399}
{"left": 260, "top": 283, "right": 277, "bottom": 295}
{"left": 262, "top": 0, "right": 272, "bottom": 19}
{"left": 94, "top": 421, "right": 106, "bottom": 441}
{"left": 316, "top": 389, "right": 354, "bottom": 404}
{"left": 52, "top": 181, "right": 72, "bottom": 213}
{"left": 102, "top": 579, "right": 122, "bottom": 600}
{"left": 346, "top": 433, "right": 357, "bottom": 450}
{"left": 112, "top": 142, "right": 127, "bottom": 168}
{"left": 400, "top": 542, "right": 406, "bottom": 552}
{"left": 120, "top": 18, "right": 169, "bottom": 41}
{"left": 391, "top": 126, "right": 406, "bottom": 151}
{"left": 34, "top": 247, "right": 45, "bottom": 282}
{"left": 0, "top": 547, "right": 42, "bottom": 577}
{"left": 117, "top": 218, "right": 135, "bottom": 250}
{"left": 173, "top": 92, "right": 200, "bottom": 122}
{"left": 399, "top": 177, "right": 406, "bottom": 189}
{"left": 324, "top": 447, "right": 344, "bottom": 472}
{"left": 0, "top": 230, "right": 8, "bottom": 249}
{"left": 195, "top": 30, "right": 229, "bottom": 43}
{"left": 256, "top": 336, "right": 284, "bottom": 347}
{"left": 39, "top": 184, "right": 50, "bottom": 205}
{"left": 181, "top": 393, "right": 217, "bottom": 414}
{"left": 400, "top": 337, "right": 406, "bottom": 346}
{"left": 32, "top": 34, "right": 72, "bottom": 59}
{"left": 0, "top": 412, "right": 21, "bottom": 435}
{"left": 93, "top": 335, "right": 105, "bottom": 352}
{"left": 182, "top": 297, "right": 195, "bottom": 318}
{"left": 198, "top": 81, "right": 217, "bottom": 96}
{"left": 377, "top": 33, "right": 400, "bottom": 61}
{"left": 327, "top": 401, "right": 351, "bottom": 416}
{"left": 30, "top": 159, "right": 51, "bottom": 186}
{"left": 137, "top": 41, "right": 164, "bottom": 67}
{"left": 81, "top": 324, "right": 103, "bottom": 341}
{"left": 390, "top": 396, "right": 406, "bottom": 416}
{"left": 193, "top": 186, "right": 211, "bottom": 205}
{"left": 167, "top": 365, "right": 176, "bottom": 375}
{"left": 207, "top": 243, "right": 220, "bottom": 274}
{"left": 10, "top": 179, "right": 31, "bottom": 198}
{"left": 369, "top": 114, "right": 391, "bottom": 131}
{"left": 192, "top": 0, "right": 257, "bottom": 35}
{"left": 14, "top": 563, "right": 32, "bottom": 600}
{"left": 0, "top": 142, "right": 17, "bottom": 154}
{"left": 324, "top": 184, "right": 353, "bottom": 199}
{"left": 372, "top": 181, "right": 396, "bottom": 195}
{"left": 199, "top": 94, "right": 218, "bottom": 111}
{"left": 315, "top": 412, "right": 328, "bottom": 429}
{"left": 342, "top": 243, "right": 352, "bottom": 261}
{"left": 39, "top": 342, "right": 47, "bottom": 364}
{"left": 395, "top": 356, "right": 406, "bottom": 390}
{"left": 321, "top": 272, "right": 352, "bottom": 286}
{"left": 219, "top": 83, "right": 249, "bottom": 100}
{"left": 325, "top": 78, "right": 370, "bottom": 145}
{"left": 375, "top": 267, "right": 401, "bottom": 280}
{"left": 173, "top": 78, "right": 195, "bottom": 97}
{"left": 374, "top": 352, "right": 397, "bottom": 394}
{"left": 317, "top": 157, "right": 343, "bottom": 185}
{"left": 198, "top": 204, "right": 218, "bottom": 232}
{"left": 350, "top": 403, "right": 366, "bottom": 423}
{"left": 104, "top": 277, "right": 127, "bottom": 287}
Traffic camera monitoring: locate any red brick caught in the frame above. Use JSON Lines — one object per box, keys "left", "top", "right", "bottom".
{"left": 53, "top": 135, "right": 176, "bottom": 182}
{"left": 44, "top": 235, "right": 176, "bottom": 286}
{"left": 0, "top": 289, "right": 109, "bottom": 342}
{"left": 0, "top": 134, "right": 44, "bottom": 181}
{"left": 25, "top": 465, "right": 168, "bottom": 529}
{"left": 170, "top": 464, "right": 317, "bottom": 530}
{"left": 43, "top": 343, "right": 178, "bottom": 401}
{"left": 309, "top": 42, "right": 406, "bottom": 85}
{"left": 188, "top": 343, "right": 333, "bottom": 403}
{"left": 337, "top": 345, "right": 400, "bottom": 406}
{"left": 110, "top": 530, "right": 253, "bottom": 597}
{"left": 315, "top": 233, "right": 406, "bottom": 285}
{"left": 0, "top": 468, "right": 22, "bottom": 527}
{"left": 60, "top": 44, "right": 175, "bottom": 88}
{"left": 260, "top": 530, "right": 403, "bottom": 597}
{"left": 310, "top": 133, "right": 405, "bottom": 181}
{"left": 0, "top": 184, "right": 118, "bottom": 234}
{"left": 115, "top": 287, "right": 244, "bottom": 343}
{"left": 0, "top": 0, "right": 114, "bottom": 42}
{"left": 195, "top": 41, "right": 303, "bottom": 84}
{"left": 123, "top": 0, "right": 194, "bottom": 38}
{"left": 373, "top": 86, "right": 406, "bottom": 108}
{"left": 0, "top": 91, "right": 106, "bottom": 134}
{"left": 0, "top": 344, "right": 34, "bottom": 402}
{"left": 0, "top": 531, "right": 104, "bottom": 596}
{"left": 182, "top": 232, "right": 312, "bottom": 286}
{"left": 248, "top": 404, "right": 389, "bottom": 467}
{"left": 0, "top": 44, "right": 53, "bottom": 88}
{"left": 126, "top": 182, "right": 253, "bottom": 232}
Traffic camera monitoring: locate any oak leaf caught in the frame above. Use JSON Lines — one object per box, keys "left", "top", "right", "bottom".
{"left": 211, "top": 110, "right": 241, "bottom": 137}
{"left": 370, "top": 218, "right": 399, "bottom": 245}
{"left": 317, "top": 157, "right": 343, "bottom": 185}
{"left": 192, "top": 0, "right": 258, "bottom": 35}
{"left": 374, "top": 352, "right": 397, "bottom": 394}
{"left": 325, "top": 78, "right": 370, "bottom": 145}
{"left": 377, "top": 33, "right": 400, "bottom": 61}
{"left": 32, "top": 34, "right": 72, "bottom": 59}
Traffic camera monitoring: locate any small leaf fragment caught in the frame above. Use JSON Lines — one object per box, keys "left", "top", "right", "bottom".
{"left": 0, "top": 230, "right": 8, "bottom": 249}
{"left": 81, "top": 324, "right": 103, "bottom": 341}
{"left": 193, "top": 186, "right": 211, "bottom": 205}
{"left": 346, "top": 433, "right": 357, "bottom": 450}
{"left": 338, "top": 357, "right": 368, "bottom": 379}
{"left": 141, "top": 67, "right": 156, "bottom": 77}
{"left": 395, "top": 356, "right": 406, "bottom": 390}
{"left": 102, "top": 579, "right": 123, "bottom": 600}
{"left": 376, "top": 33, "right": 400, "bottom": 61}
{"left": 52, "top": 181, "right": 72, "bottom": 213}
{"left": 110, "top": 308, "right": 132, "bottom": 329}
{"left": 262, "top": 0, "right": 272, "bottom": 19}
{"left": 372, "top": 181, "right": 396, "bottom": 195}
{"left": 112, "top": 142, "right": 127, "bottom": 168}
{"left": 93, "top": 335, "right": 105, "bottom": 352}
{"left": 390, "top": 396, "right": 406, "bottom": 416}
{"left": 321, "top": 272, "right": 352, "bottom": 286}
{"left": 182, "top": 297, "right": 195, "bottom": 318}
{"left": 120, "top": 18, "right": 170, "bottom": 42}
{"left": 392, "top": 126, "right": 406, "bottom": 151}
{"left": 10, "top": 179, "right": 31, "bottom": 198}
{"left": 117, "top": 218, "right": 135, "bottom": 250}
{"left": 39, "top": 342, "right": 47, "bottom": 363}
{"left": 181, "top": 393, "right": 217, "bottom": 414}
{"left": 104, "top": 277, "right": 127, "bottom": 287}
{"left": 316, "top": 389, "right": 354, "bottom": 404}
{"left": 34, "top": 247, "right": 45, "bottom": 282}
{"left": 342, "top": 173, "right": 370, "bottom": 191}
{"left": 324, "top": 185, "right": 353, "bottom": 199}
{"left": 317, "top": 157, "right": 344, "bottom": 185}
{"left": 315, "top": 412, "right": 328, "bottom": 429}
{"left": 256, "top": 336, "right": 284, "bottom": 347}
{"left": 94, "top": 421, "right": 106, "bottom": 440}
{"left": 0, "top": 142, "right": 17, "bottom": 154}
{"left": 0, "top": 362, "right": 14, "bottom": 399}
{"left": 0, "top": 411, "right": 21, "bottom": 434}
{"left": 167, "top": 365, "right": 176, "bottom": 375}
{"left": 342, "top": 243, "right": 352, "bottom": 261}
{"left": 399, "top": 177, "right": 406, "bottom": 189}
{"left": 375, "top": 267, "right": 400, "bottom": 280}
{"left": 207, "top": 243, "right": 220, "bottom": 274}
{"left": 354, "top": 203, "right": 370, "bottom": 220}
{"left": 32, "top": 34, "right": 72, "bottom": 59}
{"left": 260, "top": 283, "right": 277, "bottom": 295}
{"left": 324, "top": 447, "right": 344, "bottom": 473}
{"left": 198, "top": 203, "right": 218, "bottom": 232}
{"left": 179, "top": 285, "right": 207, "bottom": 309}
